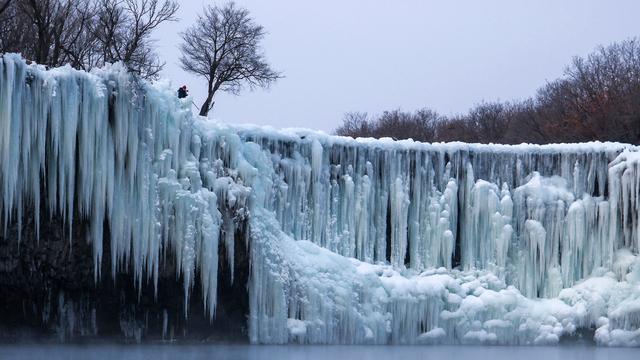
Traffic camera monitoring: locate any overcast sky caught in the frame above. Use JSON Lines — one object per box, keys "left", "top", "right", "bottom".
{"left": 156, "top": 0, "right": 640, "bottom": 133}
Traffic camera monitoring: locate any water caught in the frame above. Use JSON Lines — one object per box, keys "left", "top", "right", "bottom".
{"left": 0, "top": 345, "right": 637, "bottom": 360}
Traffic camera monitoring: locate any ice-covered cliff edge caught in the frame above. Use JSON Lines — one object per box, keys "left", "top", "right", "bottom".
{"left": 1, "top": 54, "right": 640, "bottom": 345}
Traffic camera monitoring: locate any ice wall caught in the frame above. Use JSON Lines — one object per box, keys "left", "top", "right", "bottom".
{"left": 242, "top": 131, "right": 636, "bottom": 295}
{"left": 0, "top": 54, "right": 250, "bottom": 320}
{"left": 1, "top": 54, "right": 640, "bottom": 345}
{"left": 242, "top": 131, "right": 640, "bottom": 345}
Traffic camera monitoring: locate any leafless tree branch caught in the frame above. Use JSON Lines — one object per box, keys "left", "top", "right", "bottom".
{"left": 179, "top": 1, "right": 282, "bottom": 116}
{"left": 0, "top": 0, "right": 178, "bottom": 79}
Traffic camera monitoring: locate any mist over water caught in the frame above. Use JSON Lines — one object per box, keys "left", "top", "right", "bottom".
{"left": 0, "top": 345, "right": 638, "bottom": 360}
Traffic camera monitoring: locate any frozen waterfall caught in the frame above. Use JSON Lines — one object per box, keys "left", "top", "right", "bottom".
{"left": 1, "top": 54, "right": 640, "bottom": 346}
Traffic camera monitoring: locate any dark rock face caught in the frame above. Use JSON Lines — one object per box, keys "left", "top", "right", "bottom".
{"left": 0, "top": 209, "right": 250, "bottom": 343}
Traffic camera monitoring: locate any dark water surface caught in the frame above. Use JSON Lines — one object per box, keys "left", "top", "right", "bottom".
{"left": 0, "top": 345, "right": 637, "bottom": 360}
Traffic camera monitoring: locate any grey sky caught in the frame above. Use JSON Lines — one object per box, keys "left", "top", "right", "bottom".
{"left": 156, "top": 0, "right": 640, "bottom": 133}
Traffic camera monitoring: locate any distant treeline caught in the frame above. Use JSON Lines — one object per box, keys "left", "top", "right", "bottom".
{"left": 336, "top": 38, "right": 640, "bottom": 145}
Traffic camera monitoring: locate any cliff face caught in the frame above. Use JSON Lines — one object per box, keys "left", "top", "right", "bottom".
{"left": 1, "top": 54, "right": 640, "bottom": 345}
{"left": 0, "top": 209, "right": 250, "bottom": 342}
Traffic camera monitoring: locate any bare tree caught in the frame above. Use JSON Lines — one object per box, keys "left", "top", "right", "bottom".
{"left": 0, "top": 1, "right": 31, "bottom": 53}
{"left": 180, "top": 2, "right": 282, "bottom": 116}
{"left": 336, "top": 112, "right": 372, "bottom": 138}
{"left": 466, "top": 101, "right": 512, "bottom": 143}
{"left": 0, "top": 0, "right": 177, "bottom": 79}
{"left": 91, "top": 0, "right": 178, "bottom": 79}
{"left": 63, "top": 0, "right": 179, "bottom": 78}
{"left": 528, "top": 38, "right": 640, "bottom": 144}
{"left": 8, "top": 0, "right": 84, "bottom": 66}
{"left": 335, "top": 109, "right": 440, "bottom": 142}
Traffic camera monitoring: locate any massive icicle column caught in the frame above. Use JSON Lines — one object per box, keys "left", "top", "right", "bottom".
{"left": 1, "top": 54, "right": 640, "bottom": 345}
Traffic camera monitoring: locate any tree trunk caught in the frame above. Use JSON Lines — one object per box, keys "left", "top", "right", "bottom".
{"left": 199, "top": 92, "right": 214, "bottom": 117}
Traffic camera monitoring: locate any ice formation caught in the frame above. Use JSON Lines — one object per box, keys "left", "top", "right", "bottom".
{"left": 1, "top": 54, "right": 640, "bottom": 345}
